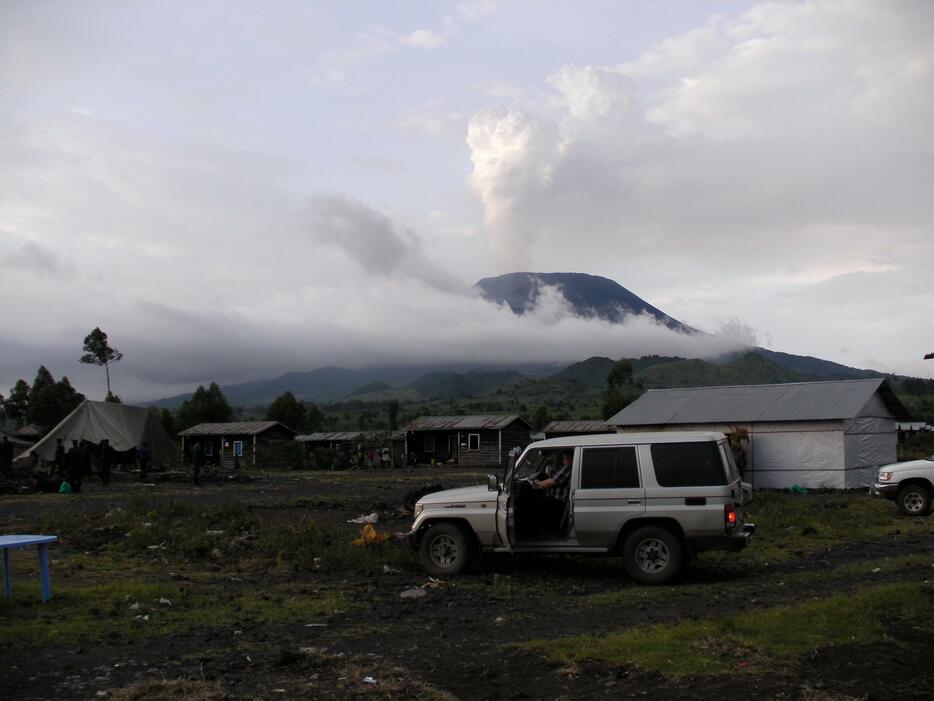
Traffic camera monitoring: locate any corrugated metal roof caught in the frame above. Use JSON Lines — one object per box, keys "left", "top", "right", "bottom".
{"left": 403, "top": 415, "right": 530, "bottom": 431}
{"left": 607, "top": 379, "right": 911, "bottom": 425}
{"left": 179, "top": 421, "right": 295, "bottom": 436}
{"left": 543, "top": 420, "right": 613, "bottom": 434}
{"left": 296, "top": 431, "right": 363, "bottom": 442}
{"left": 295, "top": 431, "right": 405, "bottom": 442}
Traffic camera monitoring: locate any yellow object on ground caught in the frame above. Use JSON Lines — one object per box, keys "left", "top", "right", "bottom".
{"left": 352, "top": 523, "right": 391, "bottom": 547}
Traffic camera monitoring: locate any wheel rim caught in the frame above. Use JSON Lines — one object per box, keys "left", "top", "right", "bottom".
{"left": 429, "top": 534, "right": 459, "bottom": 568}
{"left": 635, "top": 537, "right": 670, "bottom": 573}
{"left": 902, "top": 490, "right": 926, "bottom": 514}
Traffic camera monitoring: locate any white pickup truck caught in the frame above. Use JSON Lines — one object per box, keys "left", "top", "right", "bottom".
{"left": 871, "top": 454, "right": 934, "bottom": 515}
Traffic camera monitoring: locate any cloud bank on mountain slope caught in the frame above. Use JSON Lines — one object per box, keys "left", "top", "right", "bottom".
{"left": 0, "top": 194, "right": 754, "bottom": 402}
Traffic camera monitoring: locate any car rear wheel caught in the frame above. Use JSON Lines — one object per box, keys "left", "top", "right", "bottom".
{"left": 897, "top": 484, "right": 932, "bottom": 516}
{"left": 419, "top": 522, "right": 474, "bottom": 577}
{"left": 622, "top": 526, "right": 683, "bottom": 585}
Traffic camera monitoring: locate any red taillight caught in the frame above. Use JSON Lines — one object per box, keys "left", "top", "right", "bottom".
{"left": 725, "top": 504, "right": 737, "bottom": 531}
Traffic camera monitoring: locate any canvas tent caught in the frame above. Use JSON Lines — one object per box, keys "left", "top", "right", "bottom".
{"left": 607, "top": 379, "right": 911, "bottom": 489}
{"left": 18, "top": 400, "right": 175, "bottom": 467}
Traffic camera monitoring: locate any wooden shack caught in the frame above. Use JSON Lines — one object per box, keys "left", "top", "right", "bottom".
{"left": 178, "top": 421, "right": 298, "bottom": 469}
{"left": 403, "top": 415, "right": 533, "bottom": 467}
{"left": 295, "top": 431, "right": 406, "bottom": 469}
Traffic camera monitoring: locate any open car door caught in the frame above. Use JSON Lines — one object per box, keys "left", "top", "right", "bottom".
{"left": 495, "top": 454, "right": 515, "bottom": 551}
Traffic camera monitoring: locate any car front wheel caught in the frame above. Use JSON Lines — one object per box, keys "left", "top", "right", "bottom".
{"left": 419, "top": 522, "right": 474, "bottom": 577}
{"left": 622, "top": 526, "right": 683, "bottom": 585}
{"left": 897, "top": 484, "right": 932, "bottom": 516}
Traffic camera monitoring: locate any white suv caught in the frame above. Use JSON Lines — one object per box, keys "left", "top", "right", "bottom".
{"left": 406, "top": 432, "right": 754, "bottom": 584}
{"left": 872, "top": 454, "right": 934, "bottom": 516}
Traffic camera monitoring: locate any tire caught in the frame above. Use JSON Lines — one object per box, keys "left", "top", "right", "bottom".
{"left": 622, "top": 526, "right": 683, "bottom": 585}
{"left": 419, "top": 522, "right": 474, "bottom": 577}
{"left": 897, "top": 484, "right": 932, "bottom": 516}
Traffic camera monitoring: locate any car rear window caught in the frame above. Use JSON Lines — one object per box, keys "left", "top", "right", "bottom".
{"left": 650, "top": 441, "right": 727, "bottom": 487}
{"left": 580, "top": 447, "right": 640, "bottom": 489}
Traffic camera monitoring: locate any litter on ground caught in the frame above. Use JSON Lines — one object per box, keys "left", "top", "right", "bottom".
{"left": 352, "top": 523, "right": 390, "bottom": 547}
{"left": 400, "top": 588, "right": 427, "bottom": 600}
{"left": 347, "top": 512, "right": 379, "bottom": 524}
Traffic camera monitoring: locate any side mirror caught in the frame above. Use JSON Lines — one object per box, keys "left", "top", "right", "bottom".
{"left": 487, "top": 474, "right": 499, "bottom": 492}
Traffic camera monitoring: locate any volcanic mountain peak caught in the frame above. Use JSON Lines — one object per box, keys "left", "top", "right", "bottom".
{"left": 473, "top": 272, "right": 693, "bottom": 332}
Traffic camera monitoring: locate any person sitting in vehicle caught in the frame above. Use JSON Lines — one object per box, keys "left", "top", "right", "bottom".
{"left": 533, "top": 449, "right": 573, "bottom": 534}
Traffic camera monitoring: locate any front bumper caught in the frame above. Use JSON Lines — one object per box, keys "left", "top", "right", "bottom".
{"left": 870, "top": 482, "right": 899, "bottom": 500}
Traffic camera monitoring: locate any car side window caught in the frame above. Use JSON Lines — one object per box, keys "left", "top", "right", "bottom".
{"left": 651, "top": 441, "right": 727, "bottom": 487}
{"left": 580, "top": 447, "right": 640, "bottom": 489}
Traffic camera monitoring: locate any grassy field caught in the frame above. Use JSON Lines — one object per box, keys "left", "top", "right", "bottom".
{"left": 1, "top": 469, "right": 932, "bottom": 700}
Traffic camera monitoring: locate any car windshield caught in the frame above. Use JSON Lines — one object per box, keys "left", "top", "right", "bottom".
{"left": 512, "top": 447, "right": 562, "bottom": 482}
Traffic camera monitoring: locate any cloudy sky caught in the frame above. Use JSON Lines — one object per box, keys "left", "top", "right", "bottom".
{"left": 1, "top": 0, "right": 932, "bottom": 402}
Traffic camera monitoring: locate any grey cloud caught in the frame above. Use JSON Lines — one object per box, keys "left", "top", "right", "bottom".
{"left": 0, "top": 240, "right": 69, "bottom": 279}
{"left": 309, "top": 195, "right": 466, "bottom": 293}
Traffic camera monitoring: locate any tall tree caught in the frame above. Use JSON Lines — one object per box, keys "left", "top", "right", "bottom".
{"left": 177, "top": 382, "right": 233, "bottom": 430}
{"left": 5, "top": 379, "right": 30, "bottom": 427}
{"left": 158, "top": 408, "right": 176, "bottom": 437}
{"left": 531, "top": 405, "right": 551, "bottom": 431}
{"left": 27, "top": 366, "right": 57, "bottom": 429}
{"left": 26, "top": 367, "right": 84, "bottom": 431}
{"left": 148, "top": 406, "right": 175, "bottom": 437}
{"left": 305, "top": 403, "right": 324, "bottom": 433}
{"left": 602, "top": 358, "right": 634, "bottom": 420}
{"left": 387, "top": 400, "right": 400, "bottom": 431}
{"left": 55, "top": 376, "right": 85, "bottom": 418}
{"left": 266, "top": 391, "right": 307, "bottom": 431}
{"left": 79, "top": 327, "right": 123, "bottom": 396}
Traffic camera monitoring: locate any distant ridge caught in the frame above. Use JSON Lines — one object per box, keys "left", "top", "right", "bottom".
{"left": 146, "top": 272, "right": 900, "bottom": 408}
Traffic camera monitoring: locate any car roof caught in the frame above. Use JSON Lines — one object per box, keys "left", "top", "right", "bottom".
{"left": 528, "top": 431, "right": 726, "bottom": 449}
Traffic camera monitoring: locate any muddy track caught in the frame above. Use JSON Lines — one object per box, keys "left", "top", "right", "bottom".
{"left": 331, "top": 534, "right": 934, "bottom": 699}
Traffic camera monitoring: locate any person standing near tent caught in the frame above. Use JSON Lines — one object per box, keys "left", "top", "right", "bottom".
{"left": 0, "top": 436, "right": 13, "bottom": 478}
{"left": 66, "top": 440, "right": 83, "bottom": 492}
{"left": 190, "top": 441, "right": 203, "bottom": 485}
{"left": 97, "top": 439, "right": 113, "bottom": 486}
{"left": 78, "top": 440, "right": 93, "bottom": 486}
{"left": 54, "top": 438, "right": 66, "bottom": 477}
{"left": 137, "top": 441, "right": 151, "bottom": 482}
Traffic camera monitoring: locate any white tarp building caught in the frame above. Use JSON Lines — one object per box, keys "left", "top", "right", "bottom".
{"left": 607, "top": 379, "right": 911, "bottom": 489}
{"left": 18, "top": 400, "right": 175, "bottom": 467}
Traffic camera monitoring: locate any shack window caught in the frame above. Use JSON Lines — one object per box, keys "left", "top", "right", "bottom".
{"left": 233, "top": 440, "right": 244, "bottom": 457}
{"left": 651, "top": 441, "right": 726, "bottom": 487}
{"left": 468, "top": 433, "right": 480, "bottom": 451}
{"left": 580, "top": 447, "right": 639, "bottom": 489}
{"left": 202, "top": 442, "right": 213, "bottom": 457}
{"left": 423, "top": 434, "right": 435, "bottom": 453}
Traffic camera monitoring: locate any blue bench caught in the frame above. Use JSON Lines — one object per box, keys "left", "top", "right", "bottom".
{"left": 1, "top": 535, "right": 58, "bottom": 602}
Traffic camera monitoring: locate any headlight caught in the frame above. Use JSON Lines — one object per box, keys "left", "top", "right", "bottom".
{"left": 413, "top": 503, "right": 424, "bottom": 518}
{"left": 877, "top": 471, "right": 893, "bottom": 482}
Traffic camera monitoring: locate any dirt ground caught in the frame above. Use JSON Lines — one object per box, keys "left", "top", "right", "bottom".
{"left": 1, "top": 467, "right": 933, "bottom": 700}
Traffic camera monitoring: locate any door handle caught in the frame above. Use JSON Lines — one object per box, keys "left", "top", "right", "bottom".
{"left": 627, "top": 499, "right": 641, "bottom": 504}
